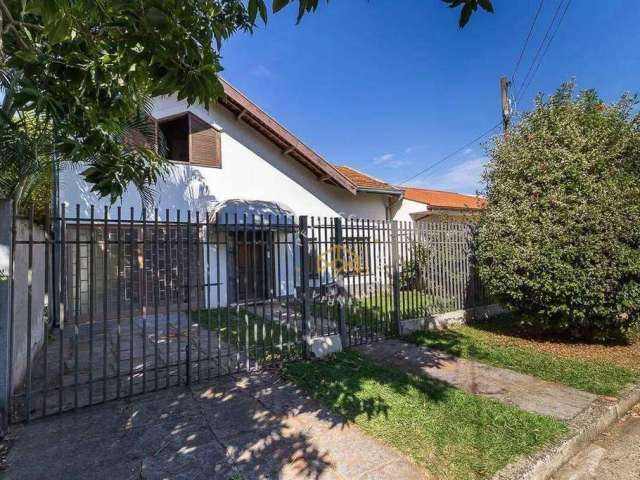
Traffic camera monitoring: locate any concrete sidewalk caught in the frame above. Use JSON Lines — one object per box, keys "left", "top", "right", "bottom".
{"left": 354, "top": 339, "right": 597, "bottom": 420}
{"left": 4, "top": 370, "right": 427, "bottom": 480}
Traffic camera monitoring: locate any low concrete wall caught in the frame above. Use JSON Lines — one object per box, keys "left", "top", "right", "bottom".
{"left": 399, "top": 304, "right": 506, "bottom": 335}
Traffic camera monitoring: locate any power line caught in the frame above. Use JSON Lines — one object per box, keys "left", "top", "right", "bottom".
{"left": 398, "top": 121, "right": 501, "bottom": 186}
{"left": 397, "top": 0, "right": 556, "bottom": 188}
{"left": 518, "top": 0, "right": 572, "bottom": 102}
{"left": 511, "top": 0, "right": 545, "bottom": 84}
{"left": 515, "top": 0, "right": 568, "bottom": 101}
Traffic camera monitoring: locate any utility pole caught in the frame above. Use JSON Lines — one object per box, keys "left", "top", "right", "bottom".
{"left": 500, "top": 76, "right": 511, "bottom": 134}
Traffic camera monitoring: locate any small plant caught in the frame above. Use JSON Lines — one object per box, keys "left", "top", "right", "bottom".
{"left": 399, "top": 242, "right": 430, "bottom": 291}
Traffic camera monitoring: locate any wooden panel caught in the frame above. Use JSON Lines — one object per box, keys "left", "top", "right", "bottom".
{"left": 189, "top": 112, "right": 221, "bottom": 168}
{"left": 124, "top": 117, "right": 158, "bottom": 151}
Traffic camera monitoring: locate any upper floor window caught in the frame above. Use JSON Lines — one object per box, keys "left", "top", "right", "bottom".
{"left": 131, "top": 112, "right": 222, "bottom": 168}
{"left": 159, "top": 115, "right": 189, "bottom": 162}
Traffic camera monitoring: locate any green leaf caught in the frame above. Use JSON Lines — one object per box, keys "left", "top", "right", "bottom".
{"left": 478, "top": 0, "right": 494, "bottom": 13}
{"left": 459, "top": 2, "right": 475, "bottom": 28}
{"left": 258, "top": 0, "right": 269, "bottom": 23}
{"left": 273, "top": 0, "right": 290, "bottom": 14}
{"left": 248, "top": 0, "right": 259, "bottom": 23}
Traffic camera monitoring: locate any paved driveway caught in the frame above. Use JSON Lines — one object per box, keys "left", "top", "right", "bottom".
{"left": 4, "top": 370, "right": 427, "bottom": 480}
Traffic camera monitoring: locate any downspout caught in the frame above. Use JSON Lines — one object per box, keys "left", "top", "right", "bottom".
{"left": 385, "top": 192, "right": 404, "bottom": 221}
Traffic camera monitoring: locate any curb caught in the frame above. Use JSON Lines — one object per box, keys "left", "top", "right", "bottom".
{"left": 491, "top": 382, "right": 640, "bottom": 480}
{"left": 399, "top": 304, "right": 505, "bottom": 335}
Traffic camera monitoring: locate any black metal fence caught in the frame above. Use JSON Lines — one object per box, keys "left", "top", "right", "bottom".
{"left": 7, "top": 205, "right": 486, "bottom": 422}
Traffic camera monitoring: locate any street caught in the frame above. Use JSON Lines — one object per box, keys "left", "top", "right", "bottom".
{"left": 554, "top": 403, "right": 640, "bottom": 480}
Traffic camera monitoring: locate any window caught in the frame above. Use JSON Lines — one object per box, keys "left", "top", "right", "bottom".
{"left": 155, "top": 112, "right": 222, "bottom": 167}
{"left": 159, "top": 115, "right": 189, "bottom": 162}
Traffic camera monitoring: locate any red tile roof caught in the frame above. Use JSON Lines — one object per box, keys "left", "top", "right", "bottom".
{"left": 403, "top": 187, "right": 486, "bottom": 210}
{"left": 334, "top": 166, "right": 401, "bottom": 193}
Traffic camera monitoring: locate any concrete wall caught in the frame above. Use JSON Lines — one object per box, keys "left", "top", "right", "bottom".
{"left": 390, "top": 198, "right": 426, "bottom": 223}
{"left": 59, "top": 95, "right": 390, "bottom": 222}
{"left": 11, "top": 219, "right": 48, "bottom": 390}
{"left": 0, "top": 201, "right": 12, "bottom": 429}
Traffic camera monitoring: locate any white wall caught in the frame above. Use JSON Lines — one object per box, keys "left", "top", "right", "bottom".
{"left": 391, "top": 198, "right": 426, "bottom": 223}
{"left": 60, "top": 95, "right": 389, "bottom": 222}
{"left": 11, "top": 220, "right": 47, "bottom": 390}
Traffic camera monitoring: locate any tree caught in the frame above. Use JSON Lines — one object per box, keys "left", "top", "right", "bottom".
{"left": 476, "top": 82, "right": 640, "bottom": 340}
{"left": 0, "top": 0, "right": 492, "bottom": 205}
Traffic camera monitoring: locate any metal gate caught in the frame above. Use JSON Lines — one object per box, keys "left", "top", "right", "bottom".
{"left": 7, "top": 205, "right": 483, "bottom": 423}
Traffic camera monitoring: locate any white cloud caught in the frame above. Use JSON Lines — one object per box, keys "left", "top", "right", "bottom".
{"left": 373, "top": 152, "right": 414, "bottom": 168}
{"left": 410, "top": 156, "right": 489, "bottom": 195}
{"left": 463, "top": 148, "right": 474, "bottom": 155}
{"left": 405, "top": 144, "right": 428, "bottom": 154}
{"left": 374, "top": 153, "right": 394, "bottom": 164}
{"left": 250, "top": 65, "right": 273, "bottom": 78}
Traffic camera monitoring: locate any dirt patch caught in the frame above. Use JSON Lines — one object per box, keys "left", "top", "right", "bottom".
{"left": 474, "top": 324, "right": 640, "bottom": 371}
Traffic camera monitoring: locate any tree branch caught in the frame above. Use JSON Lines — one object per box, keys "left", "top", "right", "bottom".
{"left": 0, "top": 0, "right": 32, "bottom": 51}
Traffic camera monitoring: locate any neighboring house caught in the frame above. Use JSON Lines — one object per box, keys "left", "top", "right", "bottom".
{"left": 393, "top": 187, "right": 486, "bottom": 223}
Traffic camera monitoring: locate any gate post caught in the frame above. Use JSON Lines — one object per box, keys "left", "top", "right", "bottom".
{"left": 0, "top": 200, "right": 14, "bottom": 432}
{"left": 298, "top": 216, "right": 312, "bottom": 357}
{"left": 390, "top": 221, "right": 402, "bottom": 336}
{"left": 333, "top": 217, "right": 348, "bottom": 346}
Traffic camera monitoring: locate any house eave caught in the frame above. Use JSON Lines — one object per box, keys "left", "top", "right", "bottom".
{"left": 357, "top": 187, "right": 404, "bottom": 196}
{"left": 218, "top": 78, "right": 358, "bottom": 195}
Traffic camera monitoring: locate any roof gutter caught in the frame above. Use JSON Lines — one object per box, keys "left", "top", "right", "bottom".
{"left": 357, "top": 187, "right": 404, "bottom": 196}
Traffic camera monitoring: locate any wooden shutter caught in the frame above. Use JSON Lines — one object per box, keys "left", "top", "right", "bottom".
{"left": 125, "top": 116, "right": 158, "bottom": 152}
{"left": 189, "top": 113, "right": 221, "bottom": 168}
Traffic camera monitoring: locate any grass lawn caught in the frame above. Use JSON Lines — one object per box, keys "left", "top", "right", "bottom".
{"left": 312, "top": 290, "right": 454, "bottom": 328}
{"left": 405, "top": 318, "right": 640, "bottom": 397}
{"left": 193, "top": 308, "right": 302, "bottom": 359}
{"left": 284, "top": 351, "right": 566, "bottom": 480}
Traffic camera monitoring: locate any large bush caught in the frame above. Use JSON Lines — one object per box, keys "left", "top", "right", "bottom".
{"left": 476, "top": 83, "right": 640, "bottom": 340}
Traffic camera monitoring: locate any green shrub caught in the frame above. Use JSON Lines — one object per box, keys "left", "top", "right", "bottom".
{"left": 399, "top": 242, "right": 430, "bottom": 291}
{"left": 476, "top": 82, "right": 640, "bottom": 341}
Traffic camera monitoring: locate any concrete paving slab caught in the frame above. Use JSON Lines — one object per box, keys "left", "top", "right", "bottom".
{"left": 355, "top": 339, "right": 597, "bottom": 420}
{"left": 5, "top": 370, "right": 427, "bottom": 479}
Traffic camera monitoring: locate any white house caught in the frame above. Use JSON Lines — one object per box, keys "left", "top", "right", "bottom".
{"left": 58, "top": 79, "right": 486, "bottom": 316}
{"left": 59, "top": 79, "right": 408, "bottom": 314}
{"left": 61, "top": 79, "right": 403, "bottom": 221}
{"left": 392, "top": 187, "right": 486, "bottom": 223}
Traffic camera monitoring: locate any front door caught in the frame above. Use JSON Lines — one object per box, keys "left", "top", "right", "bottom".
{"left": 227, "top": 230, "right": 274, "bottom": 304}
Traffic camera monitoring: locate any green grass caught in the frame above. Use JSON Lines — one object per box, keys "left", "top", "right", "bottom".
{"left": 311, "top": 290, "right": 455, "bottom": 329}
{"left": 284, "top": 351, "right": 566, "bottom": 480}
{"left": 405, "top": 323, "right": 639, "bottom": 397}
{"left": 193, "top": 308, "right": 302, "bottom": 359}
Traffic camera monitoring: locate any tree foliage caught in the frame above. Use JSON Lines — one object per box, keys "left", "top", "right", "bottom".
{"left": 476, "top": 83, "right": 640, "bottom": 340}
{"left": 0, "top": 0, "right": 490, "bottom": 204}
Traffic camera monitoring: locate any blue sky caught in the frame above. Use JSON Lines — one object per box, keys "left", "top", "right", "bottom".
{"left": 220, "top": 1, "right": 640, "bottom": 194}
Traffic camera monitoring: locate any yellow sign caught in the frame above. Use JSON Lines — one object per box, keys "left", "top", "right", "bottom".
{"left": 316, "top": 244, "right": 362, "bottom": 274}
